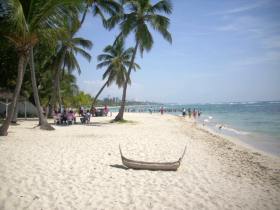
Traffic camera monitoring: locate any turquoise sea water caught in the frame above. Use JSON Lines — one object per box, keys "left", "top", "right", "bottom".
{"left": 113, "top": 101, "right": 280, "bottom": 156}
{"left": 178, "top": 101, "right": 280, "bottom": 156}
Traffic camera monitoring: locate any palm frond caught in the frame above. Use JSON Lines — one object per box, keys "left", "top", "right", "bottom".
{"left": 149, "top": 0, "right": 172, "bottom": 14}
{"left": 74, "top": 47, "right": 92, "bottom": 62}
{"left": 136, "top": 23, "right": 153, "bottom": 53}
{"left": 72, "top": 37, "right": 93, "bottom": 49}
{"left": 97, "top": 53, "right": 113, "bottom": 61}
{"left": 97, "top": 60, "right": 111, "bottom": 69}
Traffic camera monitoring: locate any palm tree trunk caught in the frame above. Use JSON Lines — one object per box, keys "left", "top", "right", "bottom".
{"left": 80, "top": 4, "right": 89, "bottom": 26}
{"left": 11, "top": 104, "right": 18, "bottom": 124}
{"left": 115, "top": 41, "right": 139, "bottom": 121}
{"left": 49, "top": 67, "right": 60, "bottom": 112}
{"left": 91, "top": 80, "right": 109, "bottom": 108}
{"left": 58, "top": 64, "right": 65, "bottom": 108}
{"left": 11, "top": 62, "right": 28, "bottom": 124}
{"left": 0, "top": 54, "right": 26, "bottom": 136}
{"left": 29, "top": 47, "right": 54, "bottom": 130}
{"left": 57, "top": 75, "right": 62, "bottom": 108}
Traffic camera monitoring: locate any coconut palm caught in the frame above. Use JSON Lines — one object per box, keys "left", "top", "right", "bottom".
{"left": 60, "top": 72, "right": 79, "bottom": 107}
{"left": 0, "top": 0, "right": 80, "bottom": 136}
{"left": 80, "top": 0, "right": 121, "bottom": 26}
{"left": 107, "top": 0, "right": 172, "bottom": 121}
{"left": 92, "top": 38, "right": 140, "bottom": 106}
{"left": 49, "top": 19, "right": 92, "bottom": 110}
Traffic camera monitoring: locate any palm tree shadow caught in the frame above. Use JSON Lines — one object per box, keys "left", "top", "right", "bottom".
{"left": 110, "top": 164, "right": 128, "bottom": 170}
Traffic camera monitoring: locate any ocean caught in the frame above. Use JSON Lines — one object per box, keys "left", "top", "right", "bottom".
{"left": 112, "top": 101, "right": 280, "bottom": 156}
{"left": 181, "top": 101, "right": 280, "bottom": 157}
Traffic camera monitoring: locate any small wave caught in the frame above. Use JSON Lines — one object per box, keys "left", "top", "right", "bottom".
{"left": 208, "top": 116, "right": 213, "bottom": 119}
{"left": 242, "top": 101, "right": 258, "bottom": 105}
{"left": 216, "top": 124, "right": 249, "bottom": 135}
{"left": 268, "top": 101, "right": 280, "bottom": 104}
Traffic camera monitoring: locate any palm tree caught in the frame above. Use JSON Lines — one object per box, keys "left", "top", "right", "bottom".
{"left": 107, "top": 0, "right": 172, "bottom": 121}
{"left": 60, "top": 72, "right": 79, "bottom": 106}
{"left": 0, "top": 0, "right": 80, "bottom": 135}
{"left": 92, "top": 38, "right": 140, "bottom": 106}
{"left": 80, "top": 0, "right": 121, "bottom": 26}
{"left": 49, "top": 19, "right": 92, "bottom": 111}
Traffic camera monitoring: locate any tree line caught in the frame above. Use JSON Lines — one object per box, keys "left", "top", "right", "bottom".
{"left": 0, "top": 0, "right": 172, "bottom": 136}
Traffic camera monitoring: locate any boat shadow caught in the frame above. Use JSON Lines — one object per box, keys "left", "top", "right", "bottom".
{"left": 110, "top": 164, "right": 129, "bottom": 170}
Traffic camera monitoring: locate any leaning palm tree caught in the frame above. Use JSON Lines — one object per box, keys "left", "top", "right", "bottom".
{"left": 0, "top": 0, "right": 80, "bottom": 136}
{"left": 92, "top": 38, "right": 140, "bottom": 106}
{"left": 107, "top": 0, "right": 172, "bottom": 121}
{"left": 49, "top": 19, "right": 92, "bottom": 110}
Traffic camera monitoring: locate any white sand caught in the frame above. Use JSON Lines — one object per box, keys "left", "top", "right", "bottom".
{"left": 0, "top": 113, "right": 279, "bottom": 210}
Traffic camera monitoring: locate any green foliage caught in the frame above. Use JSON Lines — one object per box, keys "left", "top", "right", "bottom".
{"left": 0, "top": 37, "right": 18, "bottom": 90}
{"left": 97, "top": 37, "right": 140, "bottom": 88}
{"left": 72, "top": 91, "right": 92, "bottom": 107}
{"left": 50, "top": 18, "right": 93, "bottom": 75}
{"left": 0, "top": 0, "right": 170, "bottom": 113}
{"left": 107, "top": 0, "right": 172, "bottom": 55}
{"left": 83, "top": 0, "right": 121, "bottom": 25}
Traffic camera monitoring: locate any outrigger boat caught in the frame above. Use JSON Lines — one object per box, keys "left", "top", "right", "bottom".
{"left": 119, "top": 145, "right": 186, "bottom": 171}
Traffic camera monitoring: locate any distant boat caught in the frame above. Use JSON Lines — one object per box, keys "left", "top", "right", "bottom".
{"left": 119, "top": 145, "right": 186, "bottom": 171}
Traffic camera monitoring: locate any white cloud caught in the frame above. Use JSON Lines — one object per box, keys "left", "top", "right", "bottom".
{"left": 215, "top": 16, "right": 264, "bottom": 34}
{"left": 80, "top": 79, "right": 144, "bottom": 100}
{"left": 216, "top": 24, "right": 238, "bottom": 32}
{"left": 234, "top": 51, "right": 280, "bottom": 66}
{"left": 209, "top": 0, "right": 270, "bottom": 16}
{"left": 262, "top": 36, "right": 280, "bottom": 49}
{"left": 83, "top": 80, "right": 104, "bottom": 86}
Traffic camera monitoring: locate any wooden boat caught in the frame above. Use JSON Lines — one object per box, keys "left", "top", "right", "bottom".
{"left": 119, "top": 145, "right": 186, "bottom": 171}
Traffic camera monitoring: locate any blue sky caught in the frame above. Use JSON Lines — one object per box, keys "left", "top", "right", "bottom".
{"left": 76, "top": 0, "right": 280, "bottom": 104}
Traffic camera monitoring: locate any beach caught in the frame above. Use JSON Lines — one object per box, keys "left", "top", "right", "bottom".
{"left": 0, "top": 113, "right": 279, "bottom": 210}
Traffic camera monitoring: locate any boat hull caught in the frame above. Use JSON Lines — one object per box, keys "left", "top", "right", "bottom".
{"left": 121, "top": 156, "right": 180, "bottom": 171}
{"left": 119, "top": 145, "right": 186, "bottom": 171}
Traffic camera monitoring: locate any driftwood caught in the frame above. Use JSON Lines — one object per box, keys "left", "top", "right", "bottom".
{"left": 119, "top": 145, "right": 186, "bottom": 171}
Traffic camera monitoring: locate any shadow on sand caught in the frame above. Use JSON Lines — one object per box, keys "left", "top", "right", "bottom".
{"left": 110, "top": 164, "right": 129, "bottom": 170}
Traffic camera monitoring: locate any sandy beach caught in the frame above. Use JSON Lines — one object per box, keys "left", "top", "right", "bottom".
{"left": 0, "top": 113, "right": 279, "bottom": 210}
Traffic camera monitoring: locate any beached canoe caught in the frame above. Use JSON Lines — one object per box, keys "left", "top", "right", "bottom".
{"left": 119, "top": 145, "right": 186, "bottom": 171}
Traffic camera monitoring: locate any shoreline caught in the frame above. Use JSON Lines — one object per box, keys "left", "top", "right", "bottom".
{"left": 195, "top": 118, "right": 280, "bottom": 158}
{"left": 165, "top": 111, "right": 280, "bottom": 158}
{"left": 0, "top": 113, "right": 279, "bottom": 209}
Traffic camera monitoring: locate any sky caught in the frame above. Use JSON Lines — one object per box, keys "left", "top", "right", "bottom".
{"left": 76, "top": 0, "right": 280, "bottom": 104}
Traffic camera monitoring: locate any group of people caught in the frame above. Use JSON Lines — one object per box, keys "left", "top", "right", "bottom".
{"left": 79, "top": 109, "right": 91, "bottom": 124}
{"left": 52, "top": 104, "right": 110, "bottom": 125}
{"left": 53, "top": 109, "right": 76, "bottom": 125}
{"left": 182, "top": 108, "right": 201, "bottom": 118}
{"left": 78, "top": 105, "right": 110, "bottom": 124}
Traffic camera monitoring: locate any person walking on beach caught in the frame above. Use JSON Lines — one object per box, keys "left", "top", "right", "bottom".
{"left": 193, "top": 108, "right": 196, "bottom": 118}
{"left": 160, "top": 107, "right": 164, "bottom": 115}
{"left": 188, "top": 108, "right": 191, "bottom": 118}
{"left": 182, "top": 108, "right": 186, "bottom": 117}
{"left": 104, "top": 105, "right": 109, "bottom": 116}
